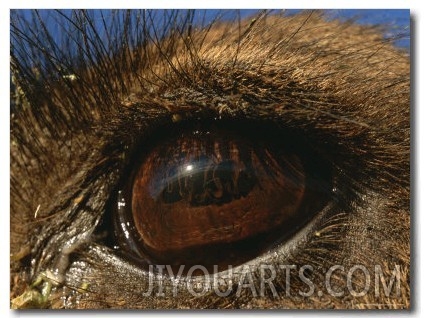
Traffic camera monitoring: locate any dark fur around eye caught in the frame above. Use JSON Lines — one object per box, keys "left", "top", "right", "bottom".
{"left": 10, "top": 9, "right": 410, "bottom": 309}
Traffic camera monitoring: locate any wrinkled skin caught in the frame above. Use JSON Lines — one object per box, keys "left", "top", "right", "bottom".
{"left": 10, "top": 10, "right": 410, "bottom": 309}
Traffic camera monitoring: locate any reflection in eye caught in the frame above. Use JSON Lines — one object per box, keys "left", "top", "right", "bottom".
{"left": 113, "top": 123, "right": 333, "bottom": 273}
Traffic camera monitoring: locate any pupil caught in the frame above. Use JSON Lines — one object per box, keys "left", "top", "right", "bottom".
{"left": 160, "top": 159, "right": 257, "bottom": 206}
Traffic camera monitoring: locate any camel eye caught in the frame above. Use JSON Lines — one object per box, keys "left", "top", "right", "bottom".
{"left": 113, "top": 122, "right": 333, "bottom": 274}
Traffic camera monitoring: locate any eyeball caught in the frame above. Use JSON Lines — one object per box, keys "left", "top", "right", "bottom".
{"left": 114, "top": 123, "right": 333, "bottom": 274}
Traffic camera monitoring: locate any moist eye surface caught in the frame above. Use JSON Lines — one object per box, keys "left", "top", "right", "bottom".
{"left": 113, "top": 123, "right": 333, "bottom": 273}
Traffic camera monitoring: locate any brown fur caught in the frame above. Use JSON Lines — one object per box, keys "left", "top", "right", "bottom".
{"left": 10, "top": 10, "right": 409, "bottom": 309}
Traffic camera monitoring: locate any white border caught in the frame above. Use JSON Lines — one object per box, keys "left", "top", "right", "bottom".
{"left": 2, "top": 1, "right": 423, "bottom": 317}
{"left": 3, "top": 0, "right": 420, "bottom": 9}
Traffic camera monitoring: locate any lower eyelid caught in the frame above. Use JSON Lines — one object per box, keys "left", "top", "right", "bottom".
{"left": 82, "top": 196, "right": 339, "bottom": 294}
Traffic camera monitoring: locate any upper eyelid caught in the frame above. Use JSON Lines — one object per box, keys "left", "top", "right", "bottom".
{"left": 11, "top": 10, "right": 408, "bottom": 142}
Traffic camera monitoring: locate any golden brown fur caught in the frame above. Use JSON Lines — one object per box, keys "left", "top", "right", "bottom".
{"left": 10, "top": 10, "right": 409, "bottom": 309}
